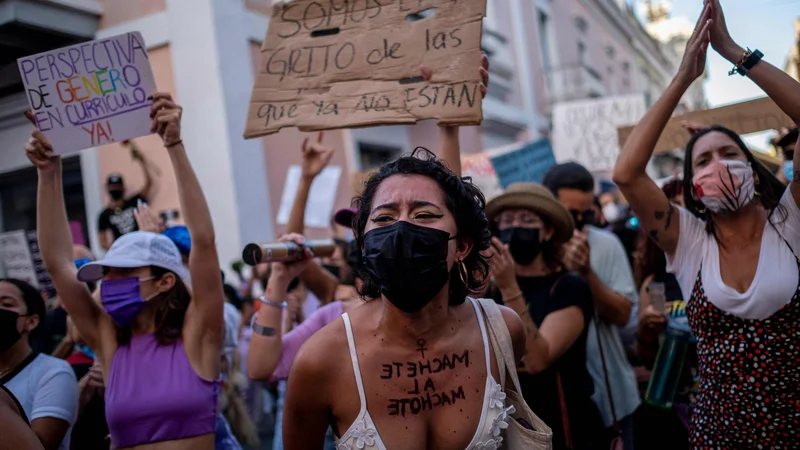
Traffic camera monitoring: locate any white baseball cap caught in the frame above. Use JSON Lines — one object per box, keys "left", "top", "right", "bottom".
{"left": 77, "top": 231, "right": 190, "bottom": 282}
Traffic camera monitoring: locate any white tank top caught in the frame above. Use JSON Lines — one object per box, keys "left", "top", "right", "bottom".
{"left": 335, "top": 298, "right": 513, "bottom": 450}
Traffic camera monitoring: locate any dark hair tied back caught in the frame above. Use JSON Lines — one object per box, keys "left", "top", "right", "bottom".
{"left": 352, "top": 147, "right": 492, "bottom": 305}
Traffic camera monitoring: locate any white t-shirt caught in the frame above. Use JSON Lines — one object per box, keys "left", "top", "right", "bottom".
{"left": 585, "top": 226, "right": 641, "bottom": 425}
{"left": 667, "top": 188, "right": 800, "bottom": 320}
{"left": 4, "top": 353, "right": 78, "bottom": 450}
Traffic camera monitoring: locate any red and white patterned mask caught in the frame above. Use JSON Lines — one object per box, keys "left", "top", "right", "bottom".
{"left": 692, "top": 160, "right": 755, "bottom": 213}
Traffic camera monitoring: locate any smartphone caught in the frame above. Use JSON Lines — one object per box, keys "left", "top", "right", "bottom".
{"left": 516, "top": 418, "right": 536, "bottom": 431}
{"left": 649, "top": 281, "right": 666, "bottom": 313}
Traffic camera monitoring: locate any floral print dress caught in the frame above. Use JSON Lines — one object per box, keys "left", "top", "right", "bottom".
{"left": 686, "top": 260, "right": 800, "bottom": 448}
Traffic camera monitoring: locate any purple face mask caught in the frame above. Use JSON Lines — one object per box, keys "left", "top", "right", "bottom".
{"left": 100, "top": 276, "right": 155, "bottom": 326}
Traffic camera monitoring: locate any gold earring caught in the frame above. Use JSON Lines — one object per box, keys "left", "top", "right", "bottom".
{"left": 458, "top": 260, "right": 468, "bottom": 285}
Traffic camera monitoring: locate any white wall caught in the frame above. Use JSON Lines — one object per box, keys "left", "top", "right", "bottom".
{"left": 0, "top": 93, "right": 35, "bottom": 174}
{"left": 167, "top": 0, "right": 244, "bottom": 278}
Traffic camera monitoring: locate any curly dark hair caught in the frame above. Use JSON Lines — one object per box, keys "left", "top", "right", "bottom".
{"left": 682, "top": 126, "right": 786, "bottom": 237}
{"left": 116, "top": 266, "right": 192, "bottom": 346}
{"left": 352, "top": 147, "right": 492, "bottom": 305}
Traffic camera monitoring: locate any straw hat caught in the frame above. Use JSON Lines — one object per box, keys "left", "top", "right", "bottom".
{"left": 485, "top": 182, "right": 575, "bottom": 244}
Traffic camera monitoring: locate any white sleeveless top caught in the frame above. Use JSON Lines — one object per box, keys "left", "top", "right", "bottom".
{"left": 335, "top": 298, "right": 513, "bottom": 450}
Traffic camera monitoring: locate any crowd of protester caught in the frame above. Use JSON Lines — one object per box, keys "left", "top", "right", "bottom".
{"left": 2, "top": 1, "right": 800, "bottom": 449}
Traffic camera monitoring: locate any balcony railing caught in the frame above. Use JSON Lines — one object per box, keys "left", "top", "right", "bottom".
{"left": 481, "top": 24, "right": 515, "bottom": 102}
{"left": 545, "top": 64, "right": 607, "bottom": 105}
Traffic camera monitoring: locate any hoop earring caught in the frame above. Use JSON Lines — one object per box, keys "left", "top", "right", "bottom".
{"left": 696, "top": 204, "right": 707, "bottom": 215}
{"left": 458, "top": 260, "right": 468, "bottom": 285}
{"left": 754, "top": 185, "right": 761, "bottom": 196}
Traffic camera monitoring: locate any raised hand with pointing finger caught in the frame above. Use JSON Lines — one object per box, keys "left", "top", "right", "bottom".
{"left": 301, "top": 131, "right": 335, "bottom": 180}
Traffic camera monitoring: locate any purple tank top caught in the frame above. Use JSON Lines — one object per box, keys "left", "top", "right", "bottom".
{"left": 105, "top": 334, "right": 220, "bottom": 448}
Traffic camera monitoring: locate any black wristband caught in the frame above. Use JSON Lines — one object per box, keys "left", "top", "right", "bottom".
{"left": 736, "top": 49, "right": 763, "bottom": 76}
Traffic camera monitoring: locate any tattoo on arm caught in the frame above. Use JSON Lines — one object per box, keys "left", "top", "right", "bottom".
{"left": 794, "top": 170, "right": 800, "bottom": 185}
{"left": 664, "top": 204, "right": 675, "bottom": 230}
{"left": 650, "top": 204, "right": 675, "bottom": 242}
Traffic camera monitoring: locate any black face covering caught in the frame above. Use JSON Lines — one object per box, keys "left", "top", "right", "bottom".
{"left": 108, "top": 189, "right": 124, "bottom": 201}
{"left": 363, "top": 221, "right": 454, "bottom": 313}
{"left": 570, "top": 209, "right": 595, "bottom": 231}
{"left": 0, "top": 309, "right": 22, "bottom": 353}
{"left": 322, "top": 264, "right": 341, "bottom": 280}
{"left": 499, "top": 227, "right": 542, "bottom": 266}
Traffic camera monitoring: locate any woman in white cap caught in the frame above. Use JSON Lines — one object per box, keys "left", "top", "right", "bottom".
{"left": 27, "top": 92, "right": 224, "bottom": 450}
{"left": 485, "top": 182, "right": 605, "bottom": 450}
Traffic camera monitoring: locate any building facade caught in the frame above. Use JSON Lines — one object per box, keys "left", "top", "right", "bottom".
{"left": 0, "top": 0, "right": 688, "bottom": 272}
{"left": 786, "top": 18, "right": 800, "bottom": 82}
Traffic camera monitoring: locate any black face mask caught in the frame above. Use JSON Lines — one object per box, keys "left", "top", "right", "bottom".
{"left": 570, "top": 209, "right": 595, "bottom": 230}
{"left": 363, "top": 221, "right": 454, "bottom": 313}
{"left": 322, "top": 264, "right": 341, "bottom": 280}
{"left": 0, "top": 309, "right": 22, "bottom": 353}
{"left": 108, "top": 189, "right": 124, "bottom": 201}
{"left": 499, "top": 228, "right": 542, "bottom": 266}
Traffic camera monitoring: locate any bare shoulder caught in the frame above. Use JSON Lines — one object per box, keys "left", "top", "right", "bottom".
{"left": 497, "top": 305, "right": 525, "bottom": 363}
{"left": 292, "top": 315, "right": 349, "bottom": 379}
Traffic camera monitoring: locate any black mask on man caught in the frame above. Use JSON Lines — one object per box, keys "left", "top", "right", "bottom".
{"left": 108, "top": 189, "right": 124, "bottom": 201}
{"left": 571, "top": 210, "right": 595, "bottom": 230}
{"left": 0, "top": 309, "right": 22, "bottom": 353}
{"left": 322, "top": 264, "right": 341, "bottom": 280}
{"left": 499, "top": 227, "right": 542, "bottom": 266}
{"left": 363, "top": 221, "right": 454, "bottom": 313}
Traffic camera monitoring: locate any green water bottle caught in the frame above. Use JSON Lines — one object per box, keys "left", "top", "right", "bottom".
{"left": 645, "top": 322, "right": 692, "bottom": 409}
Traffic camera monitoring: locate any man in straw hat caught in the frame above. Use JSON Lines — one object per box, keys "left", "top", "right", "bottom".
{"left": 543, "top": 162, "right": 640, "bottom": 448}
{"left": 485, "top": 182, "right": 606, "bottom": 450}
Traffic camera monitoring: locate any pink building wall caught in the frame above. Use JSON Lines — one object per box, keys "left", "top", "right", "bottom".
{"left": 96, "top": 47, "right": 183, "bottom": 226}
{"left": 99, "top": 0, "right": 165, "bottom": 28}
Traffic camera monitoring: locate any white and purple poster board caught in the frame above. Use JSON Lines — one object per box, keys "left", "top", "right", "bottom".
{"left": 17, "top": 32, "right": 156, "bottom": 154}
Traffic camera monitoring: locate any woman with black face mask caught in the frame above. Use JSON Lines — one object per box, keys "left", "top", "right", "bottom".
{"left": 0, "top": 278, "right": 77, "bottom": 450}
{"left": 485, "top": 182, "right": 605, "bottom": 450}
{"left": 281, "top": 148, "right": 534, "bottom": 449}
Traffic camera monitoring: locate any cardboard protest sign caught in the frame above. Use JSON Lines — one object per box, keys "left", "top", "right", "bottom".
{"left": 277, "top": 165, "right": 343, "bottom": 228}
{"left": 245, "top": 0, "right": 487, "bottom": 138}
{"left": 17, "top": 32, "right": 157, "bottom": 154}
{"left": 552, "top": 95, "right": 646, "bottom": 172}
{"left": 490, "top": 138, "right": 556, "bottom": 188}
{"left": 0, "top": 230, "right": 55, "bottom": 297}
{"left": 462, "top": 151, "right": 502, "bottom": 200}
{"left": 617, "top": 97, "right": 795, "bottom": 155}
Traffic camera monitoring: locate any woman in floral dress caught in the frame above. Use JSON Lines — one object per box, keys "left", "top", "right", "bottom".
{"left": 614, "top": 0, "right": 800, "bottom": 447}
